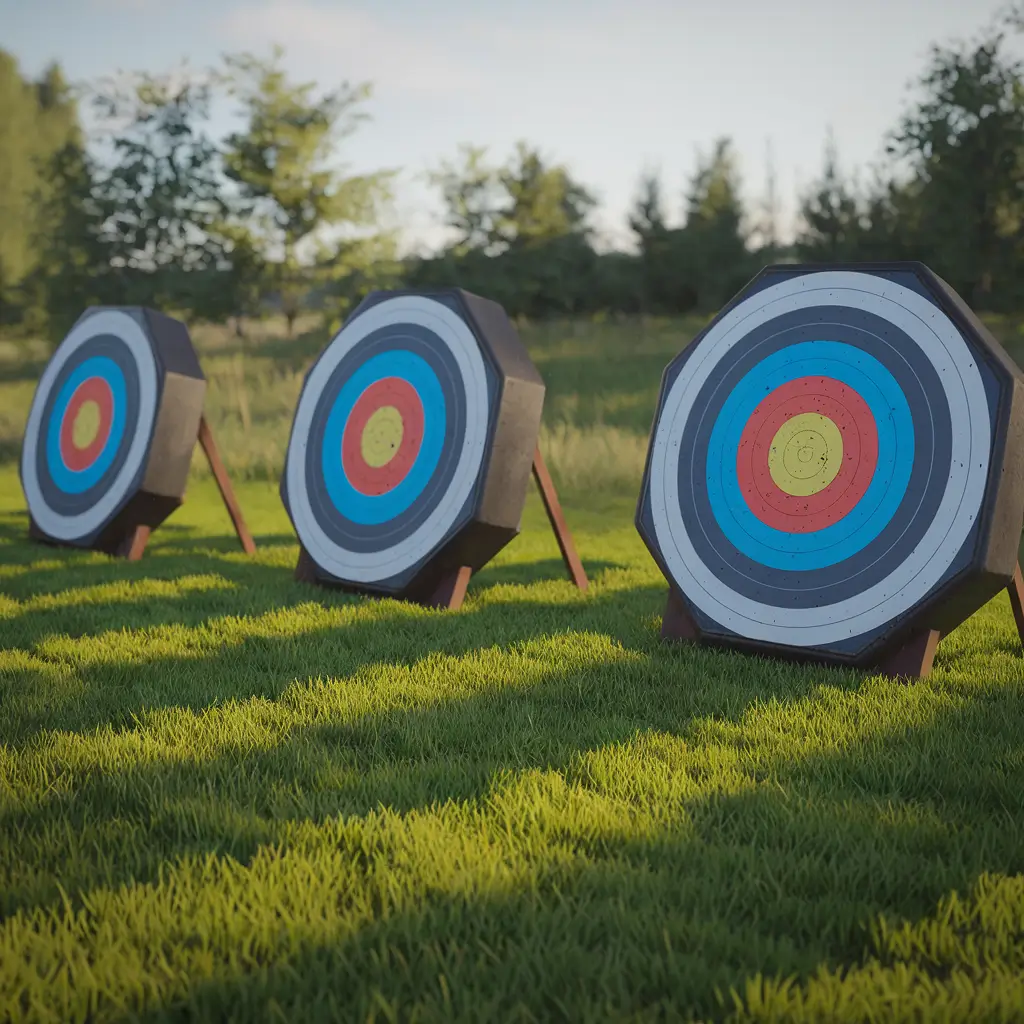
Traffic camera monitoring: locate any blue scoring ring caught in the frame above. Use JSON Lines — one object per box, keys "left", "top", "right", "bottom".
{"left": 321, "top": 350, "right": 446, "bottom": 526}
{"left": 45, "top": 356, "right": 128, "bottom": 495}
{"left": 706, "top": 340, "right": 915, "bottom": 571}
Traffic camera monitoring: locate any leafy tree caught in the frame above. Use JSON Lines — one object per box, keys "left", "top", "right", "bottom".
{"left": 428, "top": 144, "right": 504, "bottom": 255}
{"left": 886, "top": 26, "right": 1024, "bottom": 308}
{"left": 85, "top": 67, "right": 232, "bottom": 315}
{"left": 417, "top": 141, "right": 600, "bottom": 318}
{"left": 496, "top": 141, "right": 596, "bottom": 248}
{"left": 0, "top": 52, "right": 81, "bottom": 324}
{"left": 221, "top": 47, "right": 393, "bottom": 336}
{"left": 24, "top": 140, "right": 111, "bottom": 340}
{"left": 319, "top": 231, "right": 403, "bottom": 333}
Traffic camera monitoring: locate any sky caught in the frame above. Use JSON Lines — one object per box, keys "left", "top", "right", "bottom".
{"left": 2, "top": 0, "right": 1014, "bottom": 254}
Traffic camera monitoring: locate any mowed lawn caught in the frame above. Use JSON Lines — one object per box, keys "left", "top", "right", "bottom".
{"left": 1, "top": 316, "right": 1023, "bottom": 1022}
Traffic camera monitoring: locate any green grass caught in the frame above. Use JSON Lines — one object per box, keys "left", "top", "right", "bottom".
{"left": 1, "top": 317, "right": 1024, "bottom": 1022}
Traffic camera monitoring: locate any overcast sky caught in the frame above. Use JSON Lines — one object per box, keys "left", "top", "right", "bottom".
{"left": 2, "top": 0, "right": 1013, "bottom": 253}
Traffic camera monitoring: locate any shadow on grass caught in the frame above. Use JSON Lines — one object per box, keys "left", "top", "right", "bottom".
{"left": 0, "top": 573, "right": 665, "bottom": 741}
{"left": 10, "top": 680, "right": 1023, "bottom": 1022}
{"left": 1, "top": 526, "right": 626, "bottom": 649}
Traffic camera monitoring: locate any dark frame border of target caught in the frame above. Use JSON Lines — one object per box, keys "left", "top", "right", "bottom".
{"left": 636, "top": 261, "right": 1024, "bottom": 678}
{"left": 20, "top": 306, "right": 257, "bottom": 561}
{"left": 281, "top": 287, "right": 588, "bottom": 608}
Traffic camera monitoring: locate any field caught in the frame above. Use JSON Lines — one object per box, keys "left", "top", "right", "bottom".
{"left": 1, "top": 315, "right": 1024, "bottom": 1022}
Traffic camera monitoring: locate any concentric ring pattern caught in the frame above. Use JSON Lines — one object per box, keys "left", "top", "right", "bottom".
{"left": 284, "top": 295, "right": 491, "bottom": 584}
{"left": 21, "top": 310, "right": 159, "bottom": 542}
{"left": 645, "top": 270, "right": 993, "bottom": 649}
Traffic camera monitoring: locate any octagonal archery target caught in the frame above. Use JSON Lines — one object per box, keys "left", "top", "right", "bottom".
{"left": 20, "top": 306, "right": 208, "bottom": 553}
{"left": 637, "top": 262, "right": 1024, "bottom": 666}
{"left": 282, "top": 288, "right": 546, "bottom": 598}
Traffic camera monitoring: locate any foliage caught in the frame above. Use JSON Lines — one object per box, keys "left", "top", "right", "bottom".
{"left": 888, "top": 25, "right": 1024, "bottom": 308}
{"left": 427, "top": 144, "right": 505, "bottom": 256}
{"left": 795, "top": 130, "right": 865, "bottom": 263}
{"left": 497, "top": 141, "right": 597, "bottom": 248}
{"left": 220, "top": 48, "right": 394, "bottom": 337}
{"left": 0, "top": 54, "right": 80, "bottom": 326}
{"left": 22, "top": 141, "right": 110, "bottom": 340}
{"left": 409, "top": 142, "right": 603, "bottom": 319}
{"left": 628, "top": 169, "right": 675, "bottom": 313}
{"left": 84, "top": 68, "right": 233, "bottom": 315}
{"left": 625, "top": 141, "right": 756, "bottom": 315}
{"left": 6, "top": 2, "right": 1024, "bottom": 338}
{"left": 795, "top": 20, "right": 1024, "bottom": 312}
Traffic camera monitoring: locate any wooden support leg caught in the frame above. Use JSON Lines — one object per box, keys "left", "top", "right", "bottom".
{"left": 1008, "top": 563, "right": 1024, "bottom": 648}
{"left": 196, "top": 415, "right": 257, "bottom": 554}
{"left": 661, "top": 586, "right": 700, "bottom": 641}
{"left": 877, "top": 628, "right": 942, "bottom": 680}
{"left": 294, "top": 545, "right": 319, "bottom": 584}
{"left": 531, "top": 445, "right": 588, "bottom": 591}
{"left": 425, "top": 566, "right": 473, "bottom": 611}
{"left": 117, "top": 525, "right": 151, "bottom": 562}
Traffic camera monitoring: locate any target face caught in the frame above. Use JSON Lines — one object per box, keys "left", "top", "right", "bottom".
{"left": 20, "top": 310, "right": 160, "bottom": 544}
{"left": 283, "top": 294, "right": 498, "bottom": 588}
{"left": 637, "top": 266, "right": 1011, "bottom": 660}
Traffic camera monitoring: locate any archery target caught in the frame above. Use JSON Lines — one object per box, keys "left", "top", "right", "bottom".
{"left": 645, "top": 270, "right": 993, "bottom": 650}
{"left": 284, "top": 295, "right": 491, "bottom": 584}
{"left": 21, "top": 310, "right": 159, "bottom": 543}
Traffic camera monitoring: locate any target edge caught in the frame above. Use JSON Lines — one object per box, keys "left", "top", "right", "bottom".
{"left": 637, "top": 261, "right": 1020, "bottom": 665}
{"left": 281, "top": 289, "right": 505, "bottom": 596}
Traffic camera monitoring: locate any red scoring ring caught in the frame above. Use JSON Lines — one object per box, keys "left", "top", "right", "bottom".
{"left": 736, "top": 375, "right": 878, "bottom": 533}
{"left": 58, "top": 377, "right": 114, "bottom": 472}
{"left": 341, "top": 377, "right": 425, "bottom": 496}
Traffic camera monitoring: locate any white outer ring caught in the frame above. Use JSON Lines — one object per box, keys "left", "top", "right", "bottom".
{"left": 285, "top": 296, "right": 491, "bottom": 583}
{"left": 648, "top": 271, "right": 992, "bottom": 646}
{"left": 21, "top": 310, "right": 160, "bottom": 542}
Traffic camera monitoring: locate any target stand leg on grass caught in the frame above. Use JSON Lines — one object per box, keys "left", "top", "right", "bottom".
{"left": 21, "top": 307, "right": 257, "bottom": 562}
{"left": 637, "top": 262, "right": 1024, "bottom": 680}
{"left": 282, "top": 288, "right": 588, "bottom": 609}
{"left": 661, "top": 563, "right": 1024, "bottom": 679}
{"left": 294, "top": 441, "right": 587, "bottom": 609}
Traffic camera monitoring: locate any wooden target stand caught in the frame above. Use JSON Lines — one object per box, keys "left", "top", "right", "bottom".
{"left": 661, "top": 563, "right": 1024, "bottom": 679}
{"left": 295, "top": 444, "right": 588, "bottom": 608}
{"left": 79, "top": 416, "right": 256, "bottom": 562}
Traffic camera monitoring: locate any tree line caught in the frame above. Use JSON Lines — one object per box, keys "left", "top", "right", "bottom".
{"left": 2, "top": 7, "right": 1023, "bottom": 343}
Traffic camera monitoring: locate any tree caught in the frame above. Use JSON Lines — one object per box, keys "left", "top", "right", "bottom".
{"left": 675, "top": 137, "right": 752, "bottom": 310}
{"left": 417, "top": 141, "right": 600, "bottom": 318}
{"left": 85, "top": 66, "right": 233, "bottom": 315}
{"left": 755, "top": 138, "right": 782, "bottom": 258}
{"left": 24, "top": 140, "right": 111, "bottom": 340}
{"left": 887, "top": 27, "right": 1024, "bottom": 308}
{"left": 628, "top": 168, "right": 669, "bottom": 240}
{"left": 428, "top": 144, "right": 504, "bottom": 255}
{"left": 628, "top": 168, "right": 674, "bottom": 313}
{"left": 0, "top": 52, "right": 81, "bottom": 325}
{"left": 795, "top": 129, "right": 864, "bottom": 263}
{"left": 221, "top": 47, "right": 393, "bottom": 337}
{"left": 495, "top": 141, "right": 596, "bottom": 248}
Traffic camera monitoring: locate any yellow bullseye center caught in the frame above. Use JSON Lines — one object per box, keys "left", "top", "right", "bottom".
{"left": 360, "top": 405, "right": 404, "bottom": 467}
{"left": 72, "top": 400, "right": 101, "bottom": 450}
{"left": 768, "top": 413, "right": 843, "bottom": 496}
